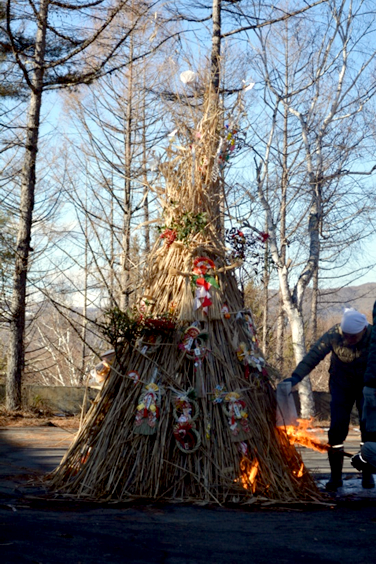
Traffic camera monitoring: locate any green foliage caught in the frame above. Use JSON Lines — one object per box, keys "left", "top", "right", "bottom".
{"left": 101, "top": 307, "right": 142, "bottom": 348}
{"left": 157, "top": 211, "right": 208, "bottom": 245}
{"left": 101, "top": 306, "right": 176, "bottom": 349}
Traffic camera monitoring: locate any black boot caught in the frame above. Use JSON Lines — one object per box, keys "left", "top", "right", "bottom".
{"left": 326, "top": 446, "right": 344, "bottom": 491}
{"left": 359, "top": 443, "right": 375, "bottom": 489}
{"left": 362, "top": 470, "right": 375, "bottom": 489}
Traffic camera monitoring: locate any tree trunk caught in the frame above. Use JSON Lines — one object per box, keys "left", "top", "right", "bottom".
{"left": 275, "top": 294, "right": 284, "bottom": 373}
{"left": 6, "top": 0, "right": 49, "bottom": 410}
{"left": 142, "top": 72, "right": 150, "bottom": 255}
{"left": 120, "top": 35, "right": 134, "bottom": 312}
{"left": 80, "top": 189, "right": 88, "bottom": 385}
{"left": 287, "top": 302, "right": 315, "bottom": 418}
{"left": 310, "top": 264, "right": 319, "bottom": 345}
{"left": 211, "top": 0, "right": 221, "bottom": 93}
{"left": 210, "top": 0, "right": 223, "bottom": 236}
{"left": 262, "top": 222, "right": 269, "bottom": 355}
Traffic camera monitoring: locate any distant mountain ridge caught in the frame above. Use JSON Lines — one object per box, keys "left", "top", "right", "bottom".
{"left": 316, "top": 282, "right": 376, "bottom": 321}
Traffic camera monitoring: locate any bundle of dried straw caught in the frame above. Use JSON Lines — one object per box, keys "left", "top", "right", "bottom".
{"left": 49, "top": 99, "right": 321, "bottom": 505}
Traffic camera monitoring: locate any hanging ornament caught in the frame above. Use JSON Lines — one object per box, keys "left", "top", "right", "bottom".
{"left": 137, "top": 333, "right": 163, "bottom": 355}
{"left": 160, "top": 228, "right": 177, "bottom": 246}
{"left": 136, "top": 315, "right": 176, "bottom": 355}
{"left": 237, "top": 311, "right": 256, "bottom": 342}
{"left": 238, "top": 441, "right": 249, "bottom": 457}
{"left": 179, "top": 325, "right": 208, "bottom": 361}
{"left": 187, "top": 332, "right": 209, "bottom": 361}
{"left": 173, "top": 389, "right": 201, "bottom": 453}
{"left": 168, "top": 128, "right": 178, "bottom": 138}
{"left": 193, "top": 256, "right": 215, "bottom": 275}
{"left": 215, "top": 123, "right": 246, "bottom": 174}
{"left": 243, "top": 81, "right": 255, "bottom": 92}
{"left": 192, "top": 257, "right": 219, "bottom": 315}
{"left": 134, "top": 383, "right": 161, "bottom": 435}
{"left": 179, "top": 324, "right": 200, "bottom": 353}
{"left": 91, "top": 348, "right": 116, "bottom": 384}
{"left": 212, "top": 384, "right": 226, "bottom": 404}
{"left": 91, "top": 361, "right": 111, "bottom": 383}
{"left": 233, "top": 311, "right": 265, "bottom": 375}
{"left": 180, "top": 70, "right": 197, "bottom": 84}
{"left": 127, "top": 371, "right": 140, "bottom": 384}
{"left": 235, "top": 338, "right": 265, "bottom": 373}
{"left": 222, "top": 392, "right": 251, "bottom": 442}
{"left": 221, "top": 303, "right": 231, "bottom": 319}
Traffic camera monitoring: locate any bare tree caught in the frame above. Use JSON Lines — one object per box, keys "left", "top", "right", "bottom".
{"left": 3, "top": 0, "right": 165, "bottom": 409}
{"left": 245, "top": 0, "right": 376, "bottom": 416}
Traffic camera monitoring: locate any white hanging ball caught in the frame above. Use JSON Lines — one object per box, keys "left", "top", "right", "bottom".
{"left": 180, "top": 70, "right": 197, "bottom": 84}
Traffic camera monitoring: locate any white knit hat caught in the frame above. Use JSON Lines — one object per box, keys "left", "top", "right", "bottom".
{"left": 340, "top": 308, "right": 368, "bottom": 334}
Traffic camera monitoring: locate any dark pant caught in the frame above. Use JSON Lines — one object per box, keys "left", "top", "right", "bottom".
{"left": 328, "top": 381, "right": 365, "bottom": 446}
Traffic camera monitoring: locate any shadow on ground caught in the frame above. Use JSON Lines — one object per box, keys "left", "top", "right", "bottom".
{"left": 1, "top": 426, "right": 376, "bottom": 564}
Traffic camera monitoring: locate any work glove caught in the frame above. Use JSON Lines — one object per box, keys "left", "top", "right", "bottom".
{"left": 283, "top": 374, "right": 301, "bottom": 388}
{"left": 351, "top": 453, "right": 370, "bottom": 472}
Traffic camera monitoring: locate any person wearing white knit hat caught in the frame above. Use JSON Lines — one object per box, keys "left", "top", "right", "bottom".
{"left": 341, "top": 308, "right": 368, "bottom": 341}
{"left": 282, "top": 306, "right": 373, "bottom": 491}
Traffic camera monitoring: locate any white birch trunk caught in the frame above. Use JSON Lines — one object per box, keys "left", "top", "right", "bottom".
{"left": 288, "top": 307, "right": 315, "bottom": 419}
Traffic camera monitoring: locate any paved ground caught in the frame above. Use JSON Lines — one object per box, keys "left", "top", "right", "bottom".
{"left": 1, "top": 425, "right": 376, "bottom": 564}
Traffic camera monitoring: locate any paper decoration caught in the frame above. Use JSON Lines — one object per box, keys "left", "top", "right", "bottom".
{"left": 221, "top": 303, "right": 231, "bottom": 319}
{"left": 180, "top": 70, "right": 197, "bottom": 84}
{"left": 127, "top": 371, "right": 140, "bottom": 384}
{"left": 92, "top": 361, "right": 111, "bottom": 383}
{"left": 192, "top": 257, "right": 219, "bottom": 314}
{"left": 234, "top": 311, "right": 265, "bottom": 375}
{"left": 222, "top": 392, "right": 250, "bottom": 442}
{"left": 215, "top": 123, "right": 246, "bottom": 174}
{"left": 173, "top": 390, "right": 201, "bottom": 453}
{"left": 134, "top": 383, "right": 161, "bottom": 435}
{"left": 244, "top": 82, "right": 255, "bottom": 92}
{"left": 213, "top": 384, "right": 226, "bottom": 404}
{"left": 179, "top": 325, "right": 208, "bottom": 361}
{"left": 160, "top": 228, "right": 177, "bottom": 246}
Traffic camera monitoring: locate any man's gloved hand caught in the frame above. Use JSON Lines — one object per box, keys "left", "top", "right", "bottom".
{"left": 283, "top": 374, "right": 301, "bottom": 388}
{"left": 351, "top": 453, "right": 370, "bottom": 472}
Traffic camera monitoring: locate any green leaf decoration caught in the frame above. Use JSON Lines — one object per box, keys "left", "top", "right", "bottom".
{"left": 205, "top": 275, "right": 220, "bottom": 289}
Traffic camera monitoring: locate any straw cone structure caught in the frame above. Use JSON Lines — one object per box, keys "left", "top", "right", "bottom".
{"left": 49, "top": 100, "right": 320, "bottom": 504}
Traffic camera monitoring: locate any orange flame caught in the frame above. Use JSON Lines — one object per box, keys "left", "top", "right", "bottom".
{"left": 293, "top": 462, "right": 304, "bottom": 478}
{"left": 239, "top": 457, "right": 259, "bottom": 492}
{"left": 280, "top": 418, "right": 328, "bottom": 453}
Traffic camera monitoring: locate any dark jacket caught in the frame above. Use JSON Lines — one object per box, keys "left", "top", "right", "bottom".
{"left": 363, "top": 300, "right": 376, "bottom": 388}
{"left": 292, "top": 323, "right": 372, "bottom": 389}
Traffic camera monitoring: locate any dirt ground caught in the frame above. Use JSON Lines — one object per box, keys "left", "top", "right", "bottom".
{"left": 1, "top": 499, "right": 376, "bottom": 564}
{"left": 0, "top": 407, "right": 80, "bottom": 430}
{"left": 1, "top": 412, "right": 376, "bottom": 563}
